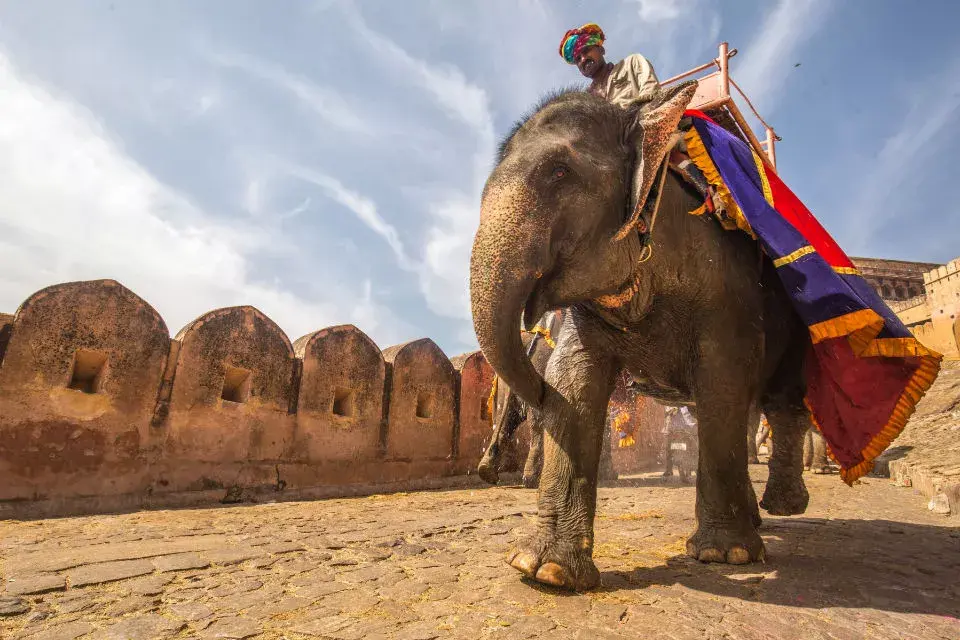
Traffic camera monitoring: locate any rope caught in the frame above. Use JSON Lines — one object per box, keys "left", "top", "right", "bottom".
{"left": 638, "top": 150, "right": 672, "bottom": 264}
{"left": 523, "top": 324, "right": 556, "bottom": 349}
{"left": 729, "top": 77, "right": 781, "bottom": 141}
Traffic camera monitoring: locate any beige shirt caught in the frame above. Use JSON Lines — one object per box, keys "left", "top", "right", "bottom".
{"left": 589, "top": 53, "right": 660, "bottom": 108}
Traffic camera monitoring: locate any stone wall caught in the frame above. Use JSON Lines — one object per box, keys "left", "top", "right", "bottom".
{"left": 878, "top": 255, "right": 960, "bottom": 359}
{"left": 451, "top": 351, "right": 494, "bottom": 475}
{"left": 0, "top": 280, "right": 502, "bottom": 515}
{"left": 0, "top": 281, "right": 171, "bottom": 502}
{"left": 923, "top": 258, "right": 960, "bottom": 357}
{"left": 850, "top": 256, "right": 941, "bottom": 303}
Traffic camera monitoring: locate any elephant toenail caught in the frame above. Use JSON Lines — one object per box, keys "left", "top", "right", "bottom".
{"left": 726, "top": 546, "right": 751, "bottom": 565}
{"left": 698, "top": 548, "right": 726, "bottom": 563}
{"left": 510, "top": 552, "right": 539, "bottom": 576}
{"left": 535, "top": 562, "right": 570, "bottom": 588}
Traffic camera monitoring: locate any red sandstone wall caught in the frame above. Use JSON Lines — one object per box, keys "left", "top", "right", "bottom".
{"left": 452, "top": 351, "right": 494, "bottom": 474}
{"left": 0, "top": 279, "right": 502, "bottom": 510}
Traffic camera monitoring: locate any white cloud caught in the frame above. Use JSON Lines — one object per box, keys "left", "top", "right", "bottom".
{"left": 841, "top": 55, "right": 960, "bottom": 253}
{"left": 0, "top": 50, "right": 407, "bottom": 347}
{"left": 340, "top": 9, "right": 495, "bottom": 324}
{"left": 734, "top": 0, "right": 832, "bottom": 114}
{"left": 279, "top": 161, "right": 416, "bottom": 271}
{"left": 208, "top": 50, "right": 374, "bottom": 136}
{"left": 631, "top": 0, "right": 685, "bottom": 22}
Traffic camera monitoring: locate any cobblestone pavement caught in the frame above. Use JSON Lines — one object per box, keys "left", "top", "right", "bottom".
{"left": 2, "top": 466, "right": 959, "bottom": 640}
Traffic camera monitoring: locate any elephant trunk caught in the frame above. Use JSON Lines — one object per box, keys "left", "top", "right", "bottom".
{"left": 470, "top": 181, "right": 548, "bottom": 410}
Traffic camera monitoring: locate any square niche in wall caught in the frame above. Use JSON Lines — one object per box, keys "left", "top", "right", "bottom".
{"left": 221, "top": 365, "right": 252, "bottom": 404}
{"left": 68, "top": 349, "right": 108, "bottom": 394}
{"left": 416, "top": 391, "right": 435, "bottom": 420}
{"left": 332, "top": 387, "right": 355, "bottom": 418}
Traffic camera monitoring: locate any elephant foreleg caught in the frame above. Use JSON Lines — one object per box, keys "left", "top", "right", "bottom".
{"left": 810, "top": 428, "right": 830, "bottom": 473}
{"left": 506, "top": 326, "right": 618, "bottom": 591}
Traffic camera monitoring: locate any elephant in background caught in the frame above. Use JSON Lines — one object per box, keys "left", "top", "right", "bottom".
{"left": 477, "top": 309, "right": 617, "bottom": 488}
{"left": 803, "top": 427, "right": 832, "bottom": 473}
{"left": 470, "top": 83, "right": 814, "bottom": 591}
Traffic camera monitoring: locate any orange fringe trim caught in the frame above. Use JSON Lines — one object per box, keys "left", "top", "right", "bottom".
{"left": 486, "top": 375, "right": 498, "bottom": 428}
{"left": 804, "top": 308, "right": 943, "bottom": 485}
{"left": 683, "top": 127, "right": 757, "bottom": 239}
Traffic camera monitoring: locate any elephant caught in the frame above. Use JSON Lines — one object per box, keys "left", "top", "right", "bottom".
{"left": 469, "top": 82, "right": 814, "bottom": 591}
{"left": 803, "top": 426, "right": 832, "bottom": 473}
{"left": 477, "top": 309, "right": 617, "bottom": 488}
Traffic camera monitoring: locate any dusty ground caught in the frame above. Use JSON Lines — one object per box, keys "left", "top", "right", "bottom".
{"left": 889, "top": 359, "right": 960, "bottom": 479}
{"left": 1, "top": 466, "right": 958, "bottom": 640}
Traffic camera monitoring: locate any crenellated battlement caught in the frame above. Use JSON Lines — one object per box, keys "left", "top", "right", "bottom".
{"left": 923, "top": 258, "right": 960, "bottom": 285}
{"left": 0, "top": 279, "right": 496, "bottom": 516}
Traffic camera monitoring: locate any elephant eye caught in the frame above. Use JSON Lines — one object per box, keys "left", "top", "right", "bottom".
{"left": 550, "top": 165, "right": 569, "bottom": 181}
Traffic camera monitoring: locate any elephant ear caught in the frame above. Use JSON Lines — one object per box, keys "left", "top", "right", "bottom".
{"left": 613, "top": 80, "right": 699, "bottom": 242}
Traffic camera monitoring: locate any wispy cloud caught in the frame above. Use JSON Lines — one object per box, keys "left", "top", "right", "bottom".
{"left": 279, "top": 160, "right": 416, "bottom": 271}
{"left": 338, "top": 6, "right": 495, "bottom": 322}
{"left": 208, "top": 50, "right": 373, "bottom": 135}
{"left": 0, "top": 49, "right": 405, "bottom": 347}
{"left": 839, "top": 54, "right": 960, "bottom": 254}
{"left": 630, "top": 0, "right": 688, "bottom": 23}
{"left": 734, "top": 0, "right": 833, "bottom": 114}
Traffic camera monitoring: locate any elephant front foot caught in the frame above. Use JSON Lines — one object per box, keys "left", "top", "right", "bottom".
{"left": 686, "top": 521, "right": 765, "bottom": 565}
{"left": 477, "top": 458, "right": 499, "bottom": 485}
{"left": 506, "top": 534, "right": 600, "bottom": 591}
{"left": 759, "top": 475, "right": 809, "bottom": 515}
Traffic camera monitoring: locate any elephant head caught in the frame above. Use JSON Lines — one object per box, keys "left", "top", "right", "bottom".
{"left": 469, "top": 82, "right": 697, "bottom": 409}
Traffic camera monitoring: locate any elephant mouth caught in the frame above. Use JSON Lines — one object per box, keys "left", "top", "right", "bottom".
{"left": 522, "top": 276, "right": 550, "bottom": 332}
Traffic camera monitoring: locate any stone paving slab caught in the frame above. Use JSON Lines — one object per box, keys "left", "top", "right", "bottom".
{"left": 1, "top": 467, "right": 959, "bottom": 639}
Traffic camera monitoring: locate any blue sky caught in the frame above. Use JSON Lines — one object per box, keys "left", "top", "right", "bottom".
{"left": 1, "top": 0, "right": 958, "bottom": 357}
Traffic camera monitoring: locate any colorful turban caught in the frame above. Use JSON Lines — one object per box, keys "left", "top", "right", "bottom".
{"left": 559, "top": 23, "right": 605, "bottom": 65}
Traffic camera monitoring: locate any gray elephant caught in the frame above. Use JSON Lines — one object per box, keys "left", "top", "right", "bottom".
{"left": 478, "top": 309, "right": 617, "bottom": 488}
{"left": 803, "top": 426, "right": 832, "bottom": 473}
{"left": 469, "top": 82, "right": 813, "bottom": 591}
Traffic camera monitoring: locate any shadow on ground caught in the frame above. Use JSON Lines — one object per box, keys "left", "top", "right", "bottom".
{"left": 579, "top": 518, "right": 960, "bottom": 618}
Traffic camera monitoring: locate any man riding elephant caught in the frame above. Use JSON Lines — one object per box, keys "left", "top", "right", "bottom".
{"left": 559, "top": 23, "right": 713, "bottom": 199}
{"left": 471, "top": 78, "right": 814, "bottom": 590}
{"left": 559, "top": 22, "right": 660, "bottom": 107}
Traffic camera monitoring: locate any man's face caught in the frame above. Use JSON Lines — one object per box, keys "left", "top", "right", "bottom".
{"left": 575, "top": 45, "right": 605, "bottom": 78}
